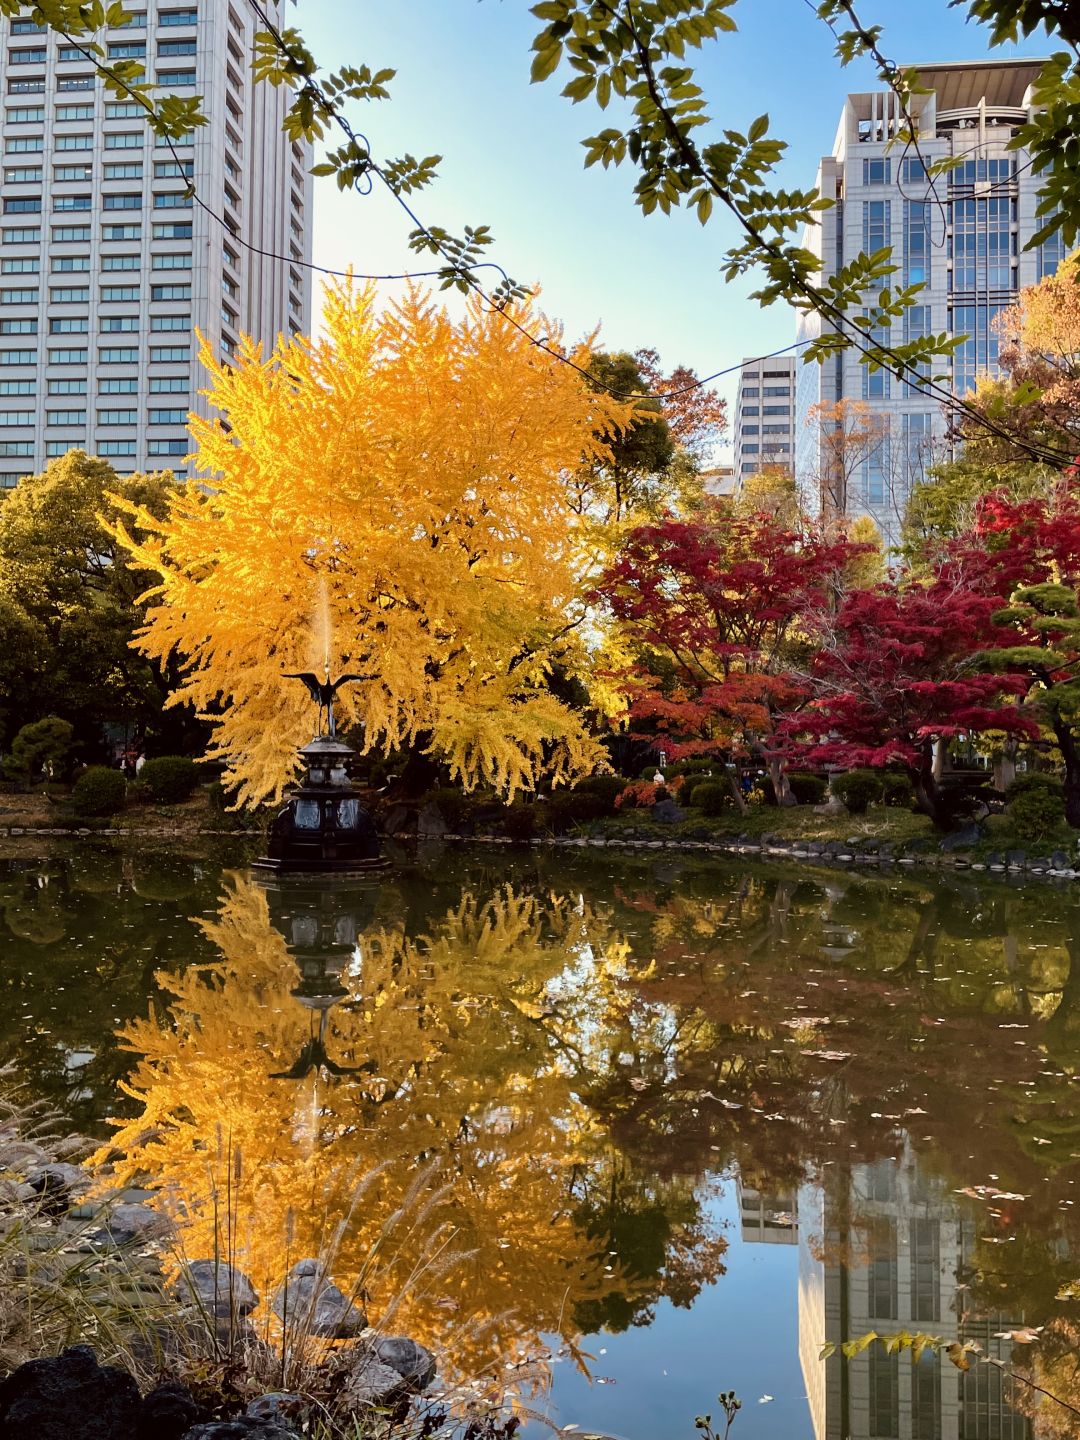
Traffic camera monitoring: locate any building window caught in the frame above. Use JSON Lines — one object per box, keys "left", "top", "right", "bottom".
{"left": 9, "top": 49, "right": 47, "bottom": 65}
{"left": 47, "top": 409, "right": 87, "bottom": 425}
{"left": 48, "top": 378, "right": 86, "bottom": 394}
{"left": 57, "top": 76, "right": 96, "bottom": 92}
{"left": 2, "top": 227, "right": 41, "bottom": 243}
{"left": 7, "top": 81, "right": 47, "bottom": 96}
{"left": 160, "top": 8, "right": 199, "bottom": 25}
{"left": 0, "top": 258, "right": 38, "bottom": 274}
{"left": 5, "top": 136, "right": 43, "bottom": 154}
{"left": 0, "top": 287, "right": 38, "bottom": 304}
{"left": 57, "top": 46, "right": 85, "bottom": 62}
{"left": 951, "top": 302, "right": 1007, "bottom": 396}
{"left": 105, "top": 102, "right": 144, "bottom": 118}
{"left": 150, "top": 314, "right": 190, "bottom": 331}
{"left": 0, "top": 380, "right": 35, "bottom": 395}
{"left": 1038, "top": 209, "right": 1067, "bottom": 280}
{"left": 100, "top": 378, "right": 139, "bottom": 393}
{"left": 158, "top": 39, "right": 197, "bottom": 55}
{"left": 148, "top": 407, "right": 186, "bottom": 424}
{"left": 97, "top": 408, "right": 138, "bottom": 425}
{"left": 865, "top": 438, "right": 890, "bottom": 505}
{"left": 0, "top": 441, "right": 34, "bottom": 456}
{"left": 101, "top": 316, "right": 139, "bottom": 332}
{"left": 97, "top": 440, "right": 137, "bottom": 456}
{"left": 4, "top": 198, "right": 42, "bottom": 214}
{"left": 101, "top": 285, "right": 140, "bottom": 302}
{"left": 0, "top": 319, "right": 37, "bottom": 334}
{"left": 862, "top": 158, "right": 891, "bottom": 185}
{"left": 99, "top": 347, "right": 138, "bottom": 362}
{"left": 0, "top": 411, "right": 34, "bottom": 426}
{"left": 52, "top": 226, "right": 91, "bottom": 243}
{"left": 152, "top": 222, "right": 192, "bottom": 239}
{"left": 48, "top": 347, "right": 88, "bottom": 363}
{"left": 868, "top": 1348, "right": 899, "bottom": 1439}
{"left": 152, "top": 253, "right": 191, "bottom": 270}
{"left": 53, "top": 195, "right": 91, "bottom": 212}
{"left": 50, "top": 286, "right": 89, "bottom": 303}
{"left": 862, "top": 198, "right": 890, "bottom": 253}
{"left": 6, "top": 108, "right": 45, "bottom": 123}
{"left": 102, "top": 224, "right": 141, "bottom": 240}
{"left": 46, "top": 441, "right": 79, "bottom": 457}
{"left": 156, "top": 69, "right": 197, "bottom": 86}
{"left": 103, "top": 193, "right": 142, "bottom": 210}
{"left": 50, "top": 317, "right": 89, "bottom": 334}
{"left": 101, "top": 254, "right": 139, "bottom": 271}
{"left": 4, "top": 166, "right": 42, "bottom": 184}
{"left": 904, "top": 199, "right": 931, "bottom": 286}
{"left": 148, "top": 437, "right": 187, "bottom": 455}
{"left": 151, "top": 283, "right": 190, "bottom": 301}
{"left": 105, "top": 132, "right": 143, "bottom": 150}
{"left": 55, "top": 104, "right": 95, "bottom": 121}
{"left": 762, "top": 405, "right": 789, "bottom": 416}
{"left": 107, "top": 42, "right": 147, "bottom": 59}
{"left": 149, "top": 375, "right": 187, "bottom": 392}
{"left": 53, "top": 165, "right": 93, "bottom": 182}
{"left": 0, "top": 349, "right": 36, "bottom": 364}
{"left": 154, "top": 159, "right": 194, "bottom": 178}
{"left": 55, "top": 134, "right": 93, "bottom": 151}
{"left": 153, "top": 191, "right": 192, "bottom": 208}
{"left": 103, "top": 162, "right": 143, "bottom": 180}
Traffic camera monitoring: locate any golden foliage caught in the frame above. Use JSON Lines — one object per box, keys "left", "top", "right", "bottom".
{"left": 110, "top": 284, "right": 633, "bottom": 804}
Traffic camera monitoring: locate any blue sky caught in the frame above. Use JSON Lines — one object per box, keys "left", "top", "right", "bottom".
{"left": 299, "top": 0, "right": 1051, "bottom": 453}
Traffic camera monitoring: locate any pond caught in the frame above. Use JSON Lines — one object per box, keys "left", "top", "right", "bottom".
{"left": 2, "top": 841, "right": 1080, "bottom": 1439}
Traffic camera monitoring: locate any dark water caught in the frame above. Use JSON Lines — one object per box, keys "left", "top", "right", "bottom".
{"left": 3, "top": 842, "right": 1080, "bottom": 1439}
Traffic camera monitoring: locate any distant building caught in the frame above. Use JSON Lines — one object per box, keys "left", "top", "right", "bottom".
{"left": 701, "top": 462, "right": 736, "bottom": 498}
{"left": 795, "top": 59, "right": 1065, "bottom": 544}
{"left": 734, "top": 353, "right": 795, "bottom": 487}
{"left": 0, "top": 0, "right": 313, "bottom": 487}
{"left": 737, "top": 1178, "right": 798, "bottom": 1245}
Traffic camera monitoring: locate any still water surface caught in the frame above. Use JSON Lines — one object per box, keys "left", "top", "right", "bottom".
{"left": 2, "top": 842, "right": 1080, "bottom": 1439}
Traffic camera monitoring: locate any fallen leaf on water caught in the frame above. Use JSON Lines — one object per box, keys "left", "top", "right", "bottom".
{"left": 758, "top": 1395, "right": 774, "bottom": 1404}
{"left": 1032, "top": 1137, "right": 1053, "bottom": 1146}
{"left": 803, "top": 1049, "right": 852, "bottom": 1061}
{"left": 628, "top": 1078, "right": 649, "bottom": 1092}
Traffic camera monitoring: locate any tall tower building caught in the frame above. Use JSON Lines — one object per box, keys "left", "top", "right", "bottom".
{"left": 795, "top": 59, "right": 1064, "bottom": 544}
{"left": 734, "top": 352, "right": 795, "bottom": 488}
{"left": 0, "top": 0, "right": 313, "bottom": 488}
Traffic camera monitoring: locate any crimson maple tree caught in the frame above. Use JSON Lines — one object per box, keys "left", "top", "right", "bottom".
{"left": 596, "top": 504, "right": 863, "bottom": 802}
{"left": 786, "top": 580, "right": 1036, "bottom": 827}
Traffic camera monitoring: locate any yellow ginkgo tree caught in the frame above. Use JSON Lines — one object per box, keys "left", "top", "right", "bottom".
{"left": 110, "top": 283, "right": 633, "bottom": 805}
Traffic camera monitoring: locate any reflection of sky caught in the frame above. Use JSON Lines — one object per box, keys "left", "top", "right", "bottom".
{"left": 523, "top": 1180, "right": 810, "bottom": 1440}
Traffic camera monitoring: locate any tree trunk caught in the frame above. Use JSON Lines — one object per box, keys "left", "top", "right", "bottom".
{"left": 993, "top": 739, "right": 1017, "bottom": 794}
{"left": 910, "top": 749, "right": 951, "bottom": 829}
{"left": 931, "top": 738, "right": 949, "bottom": 782}
{"left": 726, "top": 765, "right": 748, "bottom": 815}
{"left": 1053, "top": 718, "right": 1080, "bottom": 828}
{"left": 768, "top": 757, "right": 796, "bottom": 807}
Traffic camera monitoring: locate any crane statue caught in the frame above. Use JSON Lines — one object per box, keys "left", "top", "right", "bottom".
{"left": 283, "top": 669, "right": 372, "bottom": 738}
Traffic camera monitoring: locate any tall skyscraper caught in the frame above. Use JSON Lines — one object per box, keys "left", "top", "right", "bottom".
{"left": 0, "top": 0, "right": 312, "bottom": 488}
{"left": 795, "top": 59, "right": 1065, "bottom": 543}
{"left": 733, "top": 352, "right": 795, "bottom": 487}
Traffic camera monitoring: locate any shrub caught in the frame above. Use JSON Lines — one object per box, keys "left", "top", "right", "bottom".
{"left": 421, "top": 786, "right": 472, "bottom": 832}
{"left": 72, "top": 765, "right": 126, "bottom": 817}
{"left": 616, "top": 780, "right": 661, "bottom": 810}
{"left": 1005, "top": 772, "right": 1066, "bottom": 842}
{"left": 138, "top": 755, "right": 199, "bottom": 804}
{"left": 2, "top": 716, "right": 73, "bottom": 782}
{"left": 831, "top": 768, "right": 882, "bottom": 815}
{"left": 689, "top": 780, "right": 732, "bottom": 816}
{"left": 503, "top": 802, "right": 537, "bottom": 843}
{"left": 880, "top": 771, "right": 915, "bottom": 808}
{"left": 573, "top": 775, "right": 626, "bottom": 813}
{"left": 786, "top": 771, "right": 827, "bottom": 805}
{"left": 544, "top": 790, "right": 609, "bottom": 833}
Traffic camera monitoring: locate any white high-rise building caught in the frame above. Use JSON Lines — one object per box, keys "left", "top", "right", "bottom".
{"left": 733, "top": 352, "right": 795, "bottom": 487}
{"left": 0, "top": 0, "right": 312, "bottom": 488}
{"left": 795, "top": 59, "right": 1065, "bottom": 544}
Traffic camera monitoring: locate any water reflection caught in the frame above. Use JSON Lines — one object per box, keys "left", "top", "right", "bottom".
{"left": 5, "top": 849, "right": 1080, "bottom": 1434}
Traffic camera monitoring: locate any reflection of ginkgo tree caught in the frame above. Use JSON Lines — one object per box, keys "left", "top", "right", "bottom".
{"left": 99, "top": 875, "right": 727, "bottom": 1387}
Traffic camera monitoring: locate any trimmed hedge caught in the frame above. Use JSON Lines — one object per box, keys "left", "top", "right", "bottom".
{"left": 689, "top": 780, "right": 732, "bottom": 816}
{"left": 830, "top": 768, "right": 881, "bottom": 815}
{"left": 139, "top": 755, "right": 199, "bottom": 804}
{"left": 1005, "top": 772, "right": 1066, "bottom": 842}
{"left": 787, "top": 771, "right": 827, "bottom": 805}
{"left": 72, "top": 766, "right": 126, "bottom": 817}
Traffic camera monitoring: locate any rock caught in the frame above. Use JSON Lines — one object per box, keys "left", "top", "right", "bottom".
{"left": 25, "top": 1163, "right": 90, "bottom": 1217}
{"left": 95, "top": 1201, "right": 174, "bottom": 1248}
{"left": 382, "top": 805, "right": 412, "bottom": 836}
{"left": 272, "top": 1258, "right": 365, "bottom": 1338}
{"left": 342, "top": 1352, "right": 405, "bottom": 1409}
{"left": 182, "top": 1422, "right": 297, "bottom": 1440}
{"left": 244, "top": 1394, "right": 305, "bottom": 1425}
{"left": 0, "top": 1344, "right": 140, "bottom": 1440}
{"left": 940, "top": 823, "right": 982, "bottom": 852}
{"left": 372, "top": 1336, "right": 437, "bottom": 1391}
{"left": 1053, "top": 849, "right": 1072, "bottom": 870}
{"left": 173, "top": 1260, "right": 258, "bottom": 1318}
{"left": 651, "top": 800, "right": 685, "bottom": 824}
{"left": 416, "top": 801, "right": 448, "bottom": 838}
{"left": 136, "top": 1382, "right": 199, "bottom": 1440}
{"left": 1006, "top": 849, "right": 1027, "bottom": 868}
{"left": 0, "top": 1140, "right": 49, "bottom": 1171}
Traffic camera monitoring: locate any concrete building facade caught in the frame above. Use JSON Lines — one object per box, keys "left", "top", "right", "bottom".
{"left": 795, "top": 59, "right": 1066, "bottom": 544}
{"left": 733, "top": 352, "right": 796, "bottom": 487}
{"left": 0, "top": 0, "right": 312, "bottom": 486}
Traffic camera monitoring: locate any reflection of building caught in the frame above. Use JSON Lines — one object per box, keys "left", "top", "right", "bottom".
{"left": 798, "top": 1143, "right": 1028, "bottom": 1440}
{"left": 737, "top": 1177, "right": 798, "bottom": 1245}
{"left": 795, "top": 60, "right": 1065, "bottom": 544}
